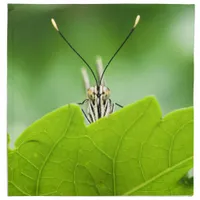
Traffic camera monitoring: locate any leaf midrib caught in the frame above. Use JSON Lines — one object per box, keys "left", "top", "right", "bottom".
{"left": 123, "top": 156, "right": 193, "bottom": 195}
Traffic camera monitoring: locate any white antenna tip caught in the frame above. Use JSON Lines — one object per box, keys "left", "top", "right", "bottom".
{"left": 51, "top": 18, "right": 59, "bottom": 31}
{"left": 133, "top": 15, "right": 140, "bottom": 28}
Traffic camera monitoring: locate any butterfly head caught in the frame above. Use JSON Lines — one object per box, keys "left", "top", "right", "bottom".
{"left": 87, "top": 85, "right": 110, "bottom": 101}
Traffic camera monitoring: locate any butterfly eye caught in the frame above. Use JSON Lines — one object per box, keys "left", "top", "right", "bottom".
{"left": 87, "top": 88, "right": 96, "bottom": 100}
{"left": 101, "top": 87, "right": 110, "bottom": 100}
{"left": 105, "top": 90, "right": 110, "bottom": 97}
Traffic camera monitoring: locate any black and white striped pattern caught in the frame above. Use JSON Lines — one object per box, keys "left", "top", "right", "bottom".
{"left": 81, "top": 57, "right": 115, "bottom": 123}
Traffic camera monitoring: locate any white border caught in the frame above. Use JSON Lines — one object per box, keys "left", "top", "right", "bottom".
{"left": 3, "top": 0, "right": 198, "bottom": 4}
{"left": 193, "top": 1, "right": 200, "bottom": 200}
{"left": 0, "top": 0, "right": 8, "bottom": 198}
{"left": 1, "top": 0, "right": 199, "bottom": 199}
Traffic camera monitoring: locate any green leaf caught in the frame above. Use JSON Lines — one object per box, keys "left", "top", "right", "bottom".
{"left": 8, "top": 96, "right": 193, "bottom": 196}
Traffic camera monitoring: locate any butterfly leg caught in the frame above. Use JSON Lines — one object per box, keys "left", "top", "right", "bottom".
{"left": 115, "top": 103, "right": 123, "bottom": 108}
{"left": 81, "top": 108, "right": 91, "bottom": 123}
{"left": 77, "top": 99, "right": 89, "bottom": 105}
{"left": 110, "top": 101, "right": 115, "bottom": 114}
{"left": 77, "top": 99, "right": 91, "bottom": 123}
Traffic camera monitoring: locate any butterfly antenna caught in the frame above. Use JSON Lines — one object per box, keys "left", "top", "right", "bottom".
{"left": 51, "top": 18, "right": 98, "bottom": 85}
{"left": 99, "top": 15, "right": 140, "bottom": 84}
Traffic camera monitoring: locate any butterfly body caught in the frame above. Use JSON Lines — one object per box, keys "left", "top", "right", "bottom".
{"left": 81, "top": 58, "right": 115, "bottom": 123}
{"left": 86, "top": 85, "right": 114, "bottom": 122}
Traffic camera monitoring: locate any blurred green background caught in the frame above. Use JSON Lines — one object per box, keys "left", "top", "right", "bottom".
{"left": 8, "top": 4, "right": 194, "bottom": 146}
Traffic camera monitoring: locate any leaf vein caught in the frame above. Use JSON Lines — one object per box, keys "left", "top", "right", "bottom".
{"left": 168, "top": 120, "right": 193, "bottom": 167}
{"left": 9, "top": 181, "right": 31, "bottom": 196}
{"left": 123, "top": 156, "right": 193, "bottom": 195}
{"left": 113, "top": 99, "right": 153, "bottom": 195}
{"left": 35, "top": 107, "right": 75, "bottom": 195}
